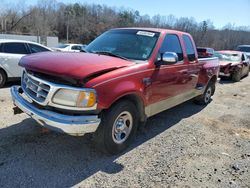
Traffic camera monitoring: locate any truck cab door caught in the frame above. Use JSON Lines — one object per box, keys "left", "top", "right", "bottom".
{"left": 147, "top": 34, "right": 191, "bottom": 116}
{"left": 182, "top": 35, "right": 201, "bottom": 89}
{"left": 0, "top": 42, "right": 30, "bottom": 77}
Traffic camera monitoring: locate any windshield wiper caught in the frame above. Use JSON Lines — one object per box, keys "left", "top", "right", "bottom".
{"left": 92, "top": 51, "right": 129, "bottom": 60}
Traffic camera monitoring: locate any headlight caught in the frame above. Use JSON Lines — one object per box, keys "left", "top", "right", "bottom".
{"left": 52, "top": 88, "right": 96, "bottom": 108}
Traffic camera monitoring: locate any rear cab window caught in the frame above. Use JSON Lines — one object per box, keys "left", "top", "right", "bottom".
{"left": 183, "top": 35, "right": 196, "bottom": 61}
{"left": 159, "top": 34, "right": 184, "bottom": 62}
{"left": 2, "top": 42, "right": 29, "bottom": 54}
{"left": 208, "top": 48, "right": 214, "bottom": 54}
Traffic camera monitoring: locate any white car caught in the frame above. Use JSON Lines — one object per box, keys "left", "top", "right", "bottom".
{"left": 0, "top": 39, "right": 52, "bottom": 87}
{"left": 237, "top": 45, "right": 250, "bottom": 58}
{"left": 53, "top": 43, "right": 86, "bottom": 52}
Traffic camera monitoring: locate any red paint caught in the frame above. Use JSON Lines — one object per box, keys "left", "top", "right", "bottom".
{"left": 19, "top": 52, "right": 134, "bottom": 80}
{"left": 217, "top": 50, "right": 246, "bottom": 74}
{"left": 19, "top": 28, "right": 220, "bottom": 111}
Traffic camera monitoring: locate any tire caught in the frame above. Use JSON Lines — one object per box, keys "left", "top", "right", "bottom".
{"left": 0, "top": 70, "right": 7, "bottom": 88}
{"left": 94, "top": 100, "right": 139, "bottom": 155}
{"left": 246, "top": 67, "right": 249, "bottom": 77}
{"left": 194, "top": 82, "right": 214, "bottom": 105}
{"left": 232, "top": 69, "right": 242, "bottom": 82}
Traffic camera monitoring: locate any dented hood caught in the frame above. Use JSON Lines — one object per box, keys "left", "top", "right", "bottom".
{"left": 19, "top": 52, "right": 134, "bottom": 80}
{"left": 219, "top": 61, "right": 241, "bottom": 67}
{"left": 219, "top": 61, "right": 232, "bottom": 67}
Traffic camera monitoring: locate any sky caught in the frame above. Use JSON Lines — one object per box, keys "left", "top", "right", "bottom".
{"left": 1, "top": 0, "right": 250, "bottom": 29}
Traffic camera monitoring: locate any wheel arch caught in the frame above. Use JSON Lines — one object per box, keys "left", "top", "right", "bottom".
{"left": 0, "top": 67, "right": 8, "bottom": 81}
{"left": 108, "top": 93, "right": 147, "bottom": 123}
{"left": 208, "top": 75, "right": 217, "bottom": 95}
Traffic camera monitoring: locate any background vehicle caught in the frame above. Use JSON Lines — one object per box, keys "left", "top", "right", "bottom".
{"left": 197, "top": 47, "right": 214, "bottom": 58}
{"left": 11, "top": 28, "right": 219, "bottom": 155}
{"left": 236, "top": 45, "right": 250, "bottom": 57}
{"left": 53, "top": 43, "right": 86, "bottom": 52}
{"left": 214, "top": 50, "right": 250, "bottom": 81}
{"left": 0, "top": 40, "right": 52, "bottom": 87}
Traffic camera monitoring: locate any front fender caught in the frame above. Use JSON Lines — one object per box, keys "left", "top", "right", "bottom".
{"left": 94, "top": 79, "right": 146, "bottom": 110}
{"left": 0, "top": 64, "right": 13, "bottom": 77}
{"left": 230, "top": 64, "right": 243, "bottom": 72}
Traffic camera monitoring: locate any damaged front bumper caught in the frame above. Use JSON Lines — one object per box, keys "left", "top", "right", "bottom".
{"left": 11, "top": 86, "right": 100, "bottom": 136}
{"left": 219, "top": 64, "right": 231, "bottom": 77}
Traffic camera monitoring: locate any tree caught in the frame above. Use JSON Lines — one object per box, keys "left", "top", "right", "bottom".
{"left": 0, "top": 1, "right": 249, "bottom": 48}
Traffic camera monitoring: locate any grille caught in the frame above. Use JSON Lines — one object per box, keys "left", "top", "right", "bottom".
{"left": 22, "top": 72, "right": 50, "bottom": 103}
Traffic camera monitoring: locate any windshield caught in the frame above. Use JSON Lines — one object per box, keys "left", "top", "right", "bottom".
{"left": 214, "top": 52, "right": 241, "bottom": 62}
{"left": 237, "top": 46, "right": 250, "bottom": 52}
{"left": 56, "top": 44, "right": 69, "bottom": 48}
{"left": 86, "top": 29, "right": 160, "bottom": 61}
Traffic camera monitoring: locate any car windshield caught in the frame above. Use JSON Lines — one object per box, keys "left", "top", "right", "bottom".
{"left": 86, "top": 29, "right": 160, "bottom": 61}
{"left": 237, "top": 46, "right": 250, "bottom": 52}
{"left": 214, "top": 52, "right": 241, "bottom": 62}
{"left": 56, "top": 44, "right": 69, "bottom": 48}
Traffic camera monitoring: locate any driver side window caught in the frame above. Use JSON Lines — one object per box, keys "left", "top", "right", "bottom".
{"left": 159, "top": 34, "right": 183, "bottom": 61}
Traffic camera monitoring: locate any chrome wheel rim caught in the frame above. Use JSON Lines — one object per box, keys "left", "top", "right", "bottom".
{"left": 205, "top": 87, "right": 212, "bottom": 103}
{"left": 112, "top": 111, "right": 133, "bottom": 144}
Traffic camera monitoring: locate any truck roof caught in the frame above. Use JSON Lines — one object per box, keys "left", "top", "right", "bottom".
{"left": 112, "top": 27, "right": 190, "bottom": 35}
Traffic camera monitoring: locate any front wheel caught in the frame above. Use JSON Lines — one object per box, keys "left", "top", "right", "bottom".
{"left": 232, "top": 69, "right": 242, "bottom": 82}
{"left": 194, "top": 83, "right": 214, "bottom": 105}
{"left": 94, "top": 100, "right": 138, "bottom": 155}
{"left": 246, "top": 66, "right": 249, "bottom": 77}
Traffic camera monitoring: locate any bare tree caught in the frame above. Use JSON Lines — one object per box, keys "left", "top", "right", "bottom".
{"left": 0, "top": 1, "right": 249, "bottom": 49}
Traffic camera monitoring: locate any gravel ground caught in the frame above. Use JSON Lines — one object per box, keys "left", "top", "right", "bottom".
{"left": 0, "top": 77, "right": 250, "bottom": 188}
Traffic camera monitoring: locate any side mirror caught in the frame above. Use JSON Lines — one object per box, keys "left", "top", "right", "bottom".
{"left": 155, "top": 52, "right": 178, "bottom": 66}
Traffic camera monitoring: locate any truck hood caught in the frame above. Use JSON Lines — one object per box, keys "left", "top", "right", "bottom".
{"left": 19, "top": 52, "right": 134, "bottom": 80}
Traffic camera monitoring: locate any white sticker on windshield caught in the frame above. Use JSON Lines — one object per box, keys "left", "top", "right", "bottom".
{"left": 136, "top": 31, "right": 155, "bottom": 37}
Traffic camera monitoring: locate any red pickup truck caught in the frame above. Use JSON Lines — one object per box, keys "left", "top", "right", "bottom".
{"left": 11, "top": 28, "right": 219, "bottom": 154}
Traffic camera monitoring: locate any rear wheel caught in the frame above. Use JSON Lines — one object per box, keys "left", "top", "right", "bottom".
{"left": 232, "top": 69, "right": 242, "bottom": 82}
{"left": 195, "top": 82, "right": 214, "bottom": 105}
{"left": 94, "top": 100, "right": 138, "bottom": 155}
{"left": 0, "top": 70, "right": 7, "bottom": 88}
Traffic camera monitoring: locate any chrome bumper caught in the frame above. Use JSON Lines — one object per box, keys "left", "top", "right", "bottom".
{"left": 11, "top": 86, "right": 100, "bottom": 136}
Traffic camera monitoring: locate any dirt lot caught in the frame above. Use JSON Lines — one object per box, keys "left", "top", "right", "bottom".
{"left": 0, "top": 77, "right": 250, "bottom": 188}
